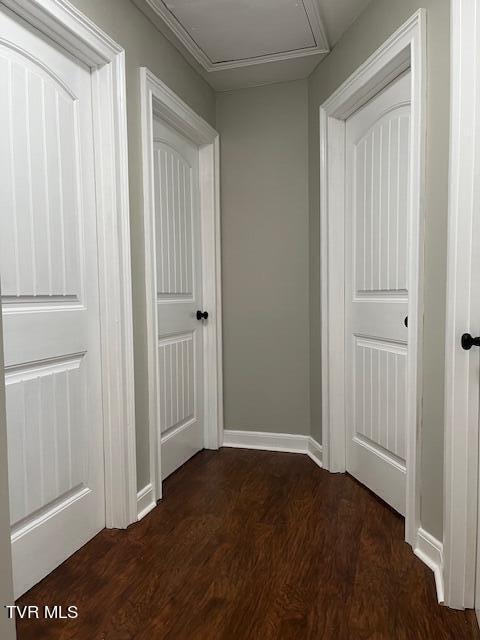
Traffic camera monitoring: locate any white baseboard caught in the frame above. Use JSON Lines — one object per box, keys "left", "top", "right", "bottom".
{"left": 414, "top": 527, "right": 444, "bottom": 603}
{"left": 307, "top": 437, "right": 323, "bottom": 468}
{"left": 222, "top": 430, "right": 323, "bottom": 468}
{"left": 136, "top": 483, "right": 156, "bottom": 521}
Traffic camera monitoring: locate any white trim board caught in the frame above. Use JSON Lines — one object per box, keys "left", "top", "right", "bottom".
{"left": 414, "top": 528, "right": 444, "bottom": 604}
{"left": 222, "top": 430, "right": 323, "bottom": 468}
{"left": 443, "top": 0, "right": 480, "bottom": 611}
{"left": 1, "top": 0, "right": 137, "bottom": 529}
{"left": 319, "top": 9, "right": 426, "bottom": 548}
{"left": 137, "top": 484, "right": 156, "bottom": 521}
{"left": 139, "top": 67, "right": 224, "bottom": 502}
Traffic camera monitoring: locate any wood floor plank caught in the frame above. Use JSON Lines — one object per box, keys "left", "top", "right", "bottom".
{"left": 15, "top": 449, "right": 480, "bottom": 639}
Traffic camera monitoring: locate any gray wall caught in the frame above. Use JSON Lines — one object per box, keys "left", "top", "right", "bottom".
{"left": 0, "top": 314, "right": 16, "bottom": 639}
{"left": 217, "top": 80, "right": 310, "bottom": 436}
{"left": 68, "top": 0, "right": 216, "bottom": 490}
{"left": 308, "top": 0, "right": 450, "bottom": 539}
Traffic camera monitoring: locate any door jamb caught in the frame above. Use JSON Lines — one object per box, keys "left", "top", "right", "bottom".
{"left": 319, "top": 10, "right": 426, "bottom": 547}
{"left": 1, "top": 0, "right": 138, "bottom": 528}
{"left": 443, "top": 0, "right": 480, "bottom": 610}
{"left": 139, "top": 67, "right": 223, "bottom": 503}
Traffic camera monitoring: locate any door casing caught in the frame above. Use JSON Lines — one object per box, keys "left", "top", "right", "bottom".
{"left": 444, "top": 0, "right": 480, "bottom": 612}
{"left": 139, "top": 67, "right": 223, "bottom": 509}
{"left": 0, "top": 0, "right": 137, "bottom": 531}
{"left": 319, "top": 10, "right": 426, "bottom": 548}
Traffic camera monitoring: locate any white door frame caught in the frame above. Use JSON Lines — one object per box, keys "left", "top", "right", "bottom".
{"left": 139, "top": 67, "right": 223, "bottom": 502}
{"left": 0, "top": 0, "right": 137, "bottom": 528}
{"left": 443, "top": 0, "right": 480, "bottom": 611}
{"left": 319, "top": 9, "right": 426, "bottom": 546}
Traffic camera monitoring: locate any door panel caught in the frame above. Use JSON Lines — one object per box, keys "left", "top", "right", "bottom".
{"left": 353, "top": 107, "right": 410, "bottom": 295}
{"left": 353, "top": 337, "right": 407, "bottom": 460}
{"left": 345, "top": 71, "right": 411, "bottom": 515}
{"left": 153, "top": 118, "right": 204, "bottom": 480}
{"left": 0, "top": 56, "right": 82, "bottom": 301}
{"left": 158, "top": 334, "right": 195, "bottom": 436}
{"left": 0, "top": 7, "right": 104, "bottom": 597}
{"left": 155, "top": 145, "right": 194, "bottom": 298}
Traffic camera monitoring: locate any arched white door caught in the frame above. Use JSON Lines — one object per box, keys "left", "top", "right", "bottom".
{"left": 0, "top": 5, "right": 105, "bottom": 596}
{"left": 345, "top": 71, "right": 412, "bottom": 515}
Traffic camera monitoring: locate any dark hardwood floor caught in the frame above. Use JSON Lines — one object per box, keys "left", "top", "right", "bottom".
{"left": 16, "top": 449, "right": 480, "bottom": 639}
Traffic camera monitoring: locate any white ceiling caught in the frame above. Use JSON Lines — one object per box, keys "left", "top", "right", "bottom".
{"left": 165, "top": 0, "right": 316, "bottom": 63}
{"left": 134, "top": 0, "right": 372, "bottom": 91}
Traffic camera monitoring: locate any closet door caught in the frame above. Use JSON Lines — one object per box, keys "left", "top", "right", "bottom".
{"left": 345, "top": 72, "right": 411, "bottom": 515}
{"left": 0, "top": 5, "right": 105, "bottom": 596}
{"left": 153, "top": 117, "right": 205, "bottom": 480}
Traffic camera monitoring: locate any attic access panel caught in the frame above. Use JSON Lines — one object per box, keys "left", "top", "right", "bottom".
{"left": 163, "top": 0, "right": 319, "bottom": 63}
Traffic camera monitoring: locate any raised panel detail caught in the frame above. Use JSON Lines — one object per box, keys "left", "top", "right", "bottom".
{"left": 0, "top": 48, "right": 82, "bottom": 303}
{"left": 5, "top": 354, "right": 86, "bottom": 528}
{"left": 158, "top": 333, "right": 194, "bottom": 434}
{"left": 154, "top": 144, "right": 193, "bottom": 298}
{"left": 354, "top": 108, "right": 410, "bottom": 295}
{"left": 354, "top": 337, "right": 406, "bottom": 461}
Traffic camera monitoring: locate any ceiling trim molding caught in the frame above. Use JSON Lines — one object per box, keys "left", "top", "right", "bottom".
{"left": 303, "top": 0, "right": 330, "bottom": 49}
{"left": 141, "top": 0, "right": 330, "bottom": 73}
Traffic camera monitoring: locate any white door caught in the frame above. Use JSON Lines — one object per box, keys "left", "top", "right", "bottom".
{"left": 345, "top": 71, "right": 411, "bottom": 514}
{"left": 153, "top": 118, "right": 204, "bottom": 480}
{"left": 0, "top": 7, "right": 105, "bottom": 596}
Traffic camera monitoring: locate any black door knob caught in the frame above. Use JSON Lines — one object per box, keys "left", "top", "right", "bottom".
{"left": 461, "top": 333, "right": 480, "bottom": 350}
{"left": 404, "top": 316, "right": 408, "bottom": 328}
{"left": 196, "top": 310, "right": 208, "bottom": 320}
